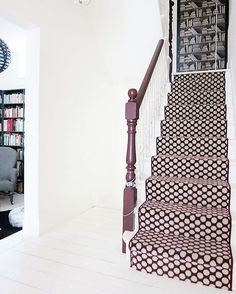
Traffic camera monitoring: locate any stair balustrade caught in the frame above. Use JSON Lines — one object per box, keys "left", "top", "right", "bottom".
{"left": 122, "top": 39, "right": 170, "bottom": 253}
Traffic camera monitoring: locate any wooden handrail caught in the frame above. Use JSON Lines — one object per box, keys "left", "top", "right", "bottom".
{"left": 136, "top": 39, "right": 164, "bottom": 109}
{"left": 122, "top": 39, "right": 164, "bottom": 253}
{"left": 169, "top": 1, "right": 175, "bottom": 82}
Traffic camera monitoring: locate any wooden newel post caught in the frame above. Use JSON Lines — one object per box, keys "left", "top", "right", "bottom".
{"left": 122, "top": 88, "right": 138, "bottom": 253}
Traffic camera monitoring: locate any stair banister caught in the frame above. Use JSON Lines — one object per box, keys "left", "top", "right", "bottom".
{"left": 169, "top": 0, "right": 174, "bottom": 81}
{"left": 122, "top": 39, "right": 164, "bottom": 253}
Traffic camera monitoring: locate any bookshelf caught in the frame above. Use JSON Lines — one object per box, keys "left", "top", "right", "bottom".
{"left": 0, "top": 89, "right": 25, "bottom": 193}
{"left": 177, "top": 0, "right": 229, "bottom": 72}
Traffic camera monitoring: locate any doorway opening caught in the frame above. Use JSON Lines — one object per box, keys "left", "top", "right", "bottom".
{"left": 0, "top": 16, "right": 40, "bottom": 239}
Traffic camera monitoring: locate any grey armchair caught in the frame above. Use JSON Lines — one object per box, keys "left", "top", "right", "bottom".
{"left": 0, "top": 147, "right": 17, "bottom": 204}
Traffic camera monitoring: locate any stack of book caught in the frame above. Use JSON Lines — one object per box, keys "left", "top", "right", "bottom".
{"left": 180, "top": 64, "right": 191, "bottom": 71}
{"left": 16, "top": 161, "right": 24, "bottom": 177}
{"left": 218, "top": 42, "right": 225, "bottom": 50}
{"left": 201, "top": 53, "right": 213, "bottom": 61}
{"left": 209, "top": 15, "right": 216, "bottom": 24}
{"left": 214, "top": 32, "right": 225, "bottom": 41}
{"left": 3, "top": 119, "right": 24, "bottom": 132}
{"left": 218, "top": 59, "right": 225, "bottom": 68}
{"left": 205, "top": 62, "right": 213, "bottom": 70}
{"left": 4, "top": 106, "right": 24, "bottom": 118}
{"left": 206, "top": 8, "right": 214, "bottom": 15}
{"left": 218, "top": 15, "right": 225, "bottom": 23}
{"left": 16, "top": 149, "right": 24, "bottom": 161}
{"left": 3, "top": 133, "right": 24, "bottom": 147}
{"left": 3, "top": 93, "right": 24, "bottom": 104}
{"left": 202, "top": 26, "right": 216, "bottom": 34}
{"left": 17, "top": 182, "right": 24, "bottom": 193}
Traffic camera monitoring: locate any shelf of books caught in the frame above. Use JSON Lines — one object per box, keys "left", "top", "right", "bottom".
{"left": 0, "top": 89, "right": 25, "bottom": 193}
{"left": 177, "top": 0, "right": 228, "bottom": 72}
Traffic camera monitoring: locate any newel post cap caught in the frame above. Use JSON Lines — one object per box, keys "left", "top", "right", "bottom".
{"left": 128, "top": 88, "right": 138, "bottom": 102}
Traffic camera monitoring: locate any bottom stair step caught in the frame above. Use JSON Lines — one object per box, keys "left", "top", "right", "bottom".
{"left": 129, "top": 230, "right": 233, "bottom": 290}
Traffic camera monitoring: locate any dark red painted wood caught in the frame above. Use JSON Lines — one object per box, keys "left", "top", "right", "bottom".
{"left": 122, "top": 89, "right": 138, "bottom": 253}
{"left": 169, "top": 0, "right": 175, "bottom": 81}
{"left": 122, "top": 40, "right": 164, "bottom": 253}
{"left": 125, "top": 89, "right": 138, "bottom": 183}
{"left": 122, "top": 187, "right": 137, "bottom": 253}
{"left": 136, "top": 39, "right": 164, "bottom": 109}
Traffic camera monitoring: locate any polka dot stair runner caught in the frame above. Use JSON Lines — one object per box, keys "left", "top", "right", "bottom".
{"left": 129, "top": 71, "right": 233, "bottom": 290}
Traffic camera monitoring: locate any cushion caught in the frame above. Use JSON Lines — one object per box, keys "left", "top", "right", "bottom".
{"left": 8, "top": 206, "right": 24, "bottom": 228}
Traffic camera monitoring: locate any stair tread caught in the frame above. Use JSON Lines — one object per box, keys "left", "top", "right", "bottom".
{"left": 141, "top": 200, "right": 230, "bottom": 218}
{"left": 130, "top": 230, "right": 232, "bottom": 263}
{"left": 147, "top": 175, "right": 230, "bottom": 187}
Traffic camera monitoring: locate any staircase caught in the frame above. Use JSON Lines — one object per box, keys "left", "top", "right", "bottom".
{"left": 129, "top": 71, "right": 233, "bottom": 290}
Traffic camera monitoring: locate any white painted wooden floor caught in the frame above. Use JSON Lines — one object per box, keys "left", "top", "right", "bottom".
{"left": 0, "top": 207, "right": 234, "bottom": 294}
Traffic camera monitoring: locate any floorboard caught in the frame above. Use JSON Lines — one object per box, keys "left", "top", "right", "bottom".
{"left": 0, "top": 207, "right": 232, "bottom": 294}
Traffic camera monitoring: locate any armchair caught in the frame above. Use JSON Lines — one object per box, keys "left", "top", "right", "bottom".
{"left": 0, "top": 147, "right": 17, "bottom": 204}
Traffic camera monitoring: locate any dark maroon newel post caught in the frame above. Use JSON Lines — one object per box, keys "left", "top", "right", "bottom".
{"left": 122, "top": 88, "right": 138, "bottom": 253}
{"left": 121, "top": 39, "right": 164, "bottom": 253}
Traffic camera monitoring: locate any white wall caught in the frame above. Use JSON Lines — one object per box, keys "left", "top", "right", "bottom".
{"left": 86, "top": 0, "right": 164, "bottom": 208}
{"left": 227, "top": 3, "right": 236, "bottom": 287}
{"left": 23, "top": 28, "right": 40, "bottom": 235}
{"left": 86, "top": 0, "right": 163, "bottom": 86}
{"left": 228, "top": 0, "right": 236, "bottom": 98}
{"left": 0, "top": 0, "right": 164, "bottom": 234}
{"left": 0, "top": 0, "right": 104, "bottom": 234}
{"left": 228, "top": 0, "right": 236, "bottom": 176}
{"left": 0, "top": 18, "right": 26, "bottom": 89}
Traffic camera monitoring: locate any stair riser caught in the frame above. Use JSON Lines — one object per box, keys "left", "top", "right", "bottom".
{"left": 146, "top": 178, "right": 230, "bottom": 208}
{"left": 156, "top": 137, "right": 228, "bottom": 158}
{"left": 174, "top": 72, "right": 225, "bottom": 83}
{"left": 138, "top": 204, "right": 230, "bottom": 242}
{"left": 152, "top": 156, "right": 229, "bottom": 181}
{"left": 168, "top": 91, "right": 225, "bottom": 106}
{"left": 161, "top": 120, "right": 227, "bottom": 138}
{"left": 171, "top": 82, "right": 225, "bottom": 93}
{"left": 130, "top": 250, "right": 232, "bottom": 290}
{"left": 165, "top": 104, "right": 226, "bottom": 121}
{"left": 171, "top": 74, "right": 225, "bottom": 93}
